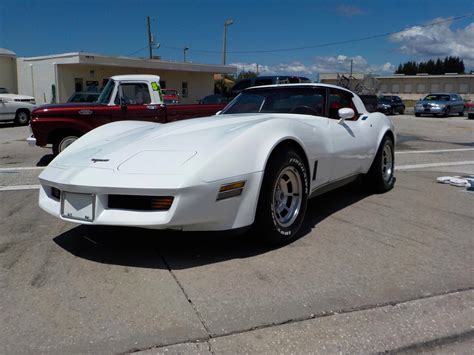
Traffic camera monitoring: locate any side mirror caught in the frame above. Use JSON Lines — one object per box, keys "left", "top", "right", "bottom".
{"left": 338, "top": 108, "right": 354, "bottom": 123}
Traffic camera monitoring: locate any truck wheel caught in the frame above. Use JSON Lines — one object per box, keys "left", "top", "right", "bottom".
{"left": 458, "top": 110, "right": 464, "bottom": 117}
{"left": 15, "top": 110, "right": 30, "bottom": 126}
{"left": 415, "top": 113, "right": 420, "bottom": 117}
{"left": 469, "top": 114, "right": 474, "bottom": 120}
{"left": 364, "top": 135, "right": 395, "bottom": 193}
{"left": 254, "top": 150, "right": 309, "bottom": 246}
{"left": 53, "top": 135, "right": 79, "bottom": 155}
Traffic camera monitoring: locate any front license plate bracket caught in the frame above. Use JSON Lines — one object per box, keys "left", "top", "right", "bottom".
{"left": 61, "top": 192, "right": 95, "bottom": 222}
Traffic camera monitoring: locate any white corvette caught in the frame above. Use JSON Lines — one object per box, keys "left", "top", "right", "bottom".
{"left": 39, "top": 84, "right": 395, "bottom": 244}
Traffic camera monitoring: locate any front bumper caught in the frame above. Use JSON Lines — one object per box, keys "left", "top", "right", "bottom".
{"left": 38, "top": 165, "right": 263, "bottom": 231}
{"left": 414, "top": 106, "right": 446, "bottom": 114}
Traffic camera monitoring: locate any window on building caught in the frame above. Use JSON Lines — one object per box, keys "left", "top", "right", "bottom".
{"left": 74, "top": 78, "right": 83, "bottom": 92}
{"left": 182, "top": 81, "right": 188, "bottom": 97}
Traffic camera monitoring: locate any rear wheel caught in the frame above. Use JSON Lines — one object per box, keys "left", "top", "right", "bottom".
{"left": 400, "top": 107, "right": 405, "bottom": 115}
{"left": 15, "top": 110, "right": 30, "bottom": 126}
{"left": 254, "top": 150, "right": 308, "bottom": 245}
{"left": 365, "top": 135, "right": 395, "bottom": 193}
{"left": 53, "top": 135, "right": 79, "bottom": 155}
{"left": 415, "top": 113, "right": 420, "bottom": 117}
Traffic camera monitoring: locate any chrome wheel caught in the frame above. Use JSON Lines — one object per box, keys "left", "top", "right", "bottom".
{"left": 381, "top": 142, "right": 393, "bottom": 183}
{"left": 59, "top": 136, "right": 77, "bottom": 152}
{"left": 272, "top": 166, "right": 302, "bottom": 228}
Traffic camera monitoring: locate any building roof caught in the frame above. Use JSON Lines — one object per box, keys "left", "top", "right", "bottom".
{"left": 18, "top": 51, "right": 236, "bottom": 74}
{"left": 0, "top": 48, "right": 16, "bottom": 57}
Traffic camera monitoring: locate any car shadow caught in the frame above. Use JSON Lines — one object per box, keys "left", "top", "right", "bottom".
{"left": 36, "top": 154, "right": 55, "bottom": 167}
{"left": 0, "top": 122, "right": 16, "bottom": 128}
{"left": 53, "top": 181, "right": 371, "bottom": 270}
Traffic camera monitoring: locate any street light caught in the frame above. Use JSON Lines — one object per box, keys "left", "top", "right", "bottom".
{"left": 183, "top": 46, "right": 189, "bottom": 62}
{"left": 222, "top": 19, "right": 234, "bottom": 65}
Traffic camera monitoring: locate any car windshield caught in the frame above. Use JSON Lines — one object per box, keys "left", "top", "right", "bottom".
{"left": 97, "top": 79, "right": 115, "bottom": 104}
{"left": 221, "top": 87, "right": 326, "bottom": 116}
{"left": 379, "top": 97, "right": 392, "bottom": 103}
{"left": 424, "top": 94, "right": 450, "bottom": 101}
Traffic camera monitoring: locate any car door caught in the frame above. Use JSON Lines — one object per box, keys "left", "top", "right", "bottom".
{"left": 0, "top": 97, "right": 15, "bottom": 121}
{"left": 113, "top": 82, "right": 166, "bottom": 123}
{"left": 327, "top": 88, "right": 371, "bottom": 180}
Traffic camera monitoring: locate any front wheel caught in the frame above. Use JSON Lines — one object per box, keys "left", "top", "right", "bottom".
{"left": 53, "top": 135, "right": 79, "bottom": 155}
{"left": 459, "top": 110, "right": 464, "bottom": 117}
{"left": 443, "top": 107, "right": 450, "bottom": 117}
{"left": 254, "top": 150, "right": 309, "bottom": 245}
{"left": 365, "top": 135, "right": 395, "bottom": 193}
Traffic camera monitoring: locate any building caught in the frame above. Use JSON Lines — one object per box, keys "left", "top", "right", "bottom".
{"left": 320, "top": 73, "right": 474, "bottom": 101}
{"left": 1, "top": 49, "right": 236, "bottom": 104}
{"left": 0, "top": 48, "right": 18, "bottom": 93}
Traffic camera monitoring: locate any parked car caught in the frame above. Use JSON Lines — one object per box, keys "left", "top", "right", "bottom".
{"left": 162, "top": 89, "right": 180, "bottom": 104}
{"left": 414, "top": 93, "right": 465, "bottom": 117}
{"left": 38, "top": 83, "right": 395, "bottom": 246}
{"left": 0, "top": 92, "right": 36, "bottom": 125}
{"left": 377, "top": 95, "right": 405, "bottom": 115}
{"left": 28, "top": 75, "right": 227, "bottom": 155}
{"left": 229, "top": 76, "right": 311, "bottom": 96}
{"left": 466, "top": 102, "right": 474, "bottom": 119}
{"left": 199, "top": 94, "right": 232, "bottom": 105}
{"left": 67, "top": 92, "right": 100, "bottom": 103}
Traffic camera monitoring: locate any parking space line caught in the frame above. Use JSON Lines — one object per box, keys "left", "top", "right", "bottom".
{"left": 396, "top": 161, "right": 474, "bottom": 171}
{"left": 0, "top": 184, "right": 40, "bottom": 191}
{"left": 0, "top": 166, "right": 45, "bottom": 171}
{"left": 396, "top": 148, "right": 474, "bottom": 154}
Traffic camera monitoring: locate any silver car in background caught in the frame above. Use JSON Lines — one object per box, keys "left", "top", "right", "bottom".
{"left": 415, "top": 93, "right": 465, "bottom": 117}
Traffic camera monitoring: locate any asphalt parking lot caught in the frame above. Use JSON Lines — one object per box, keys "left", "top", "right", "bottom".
{"left": 1, "top": 115, "right": 473, "bottom": 353}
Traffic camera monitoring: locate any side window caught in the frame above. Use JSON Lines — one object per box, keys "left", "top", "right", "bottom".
{"left": 160, "top": 80, "right": 166, "bottom": 89}
{"left": 115, "top": 83, "right": 151, "bottom": 105}
{"left": 328, "top": 89, "right": 357, "bottom": 120}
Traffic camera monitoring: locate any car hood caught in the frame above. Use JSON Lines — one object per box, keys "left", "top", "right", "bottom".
{"left": 418, "top": 100, "right": 449, "bottom": 105}
{"left": 51, "top": 113, "right": 287, "bottom": 174}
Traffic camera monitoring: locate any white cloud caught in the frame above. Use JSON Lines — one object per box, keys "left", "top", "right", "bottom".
{"left": 390, "top": 18, "right": 474, "bottom": 66}
{"left": 231, "top": 55, "right": 395, "bottom": 78}
{"left": 336, "top": 5, "right": 366, "bottom": 17}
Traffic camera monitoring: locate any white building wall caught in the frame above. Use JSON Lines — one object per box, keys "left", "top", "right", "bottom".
{"left": 17, "top": 58, "right": 57, "bottom": 104}
{"left": 56, "top": 64, "right": 215, "bottom": 104}
{"left": 0, "top": 56, "right": 18, "bottom": 93}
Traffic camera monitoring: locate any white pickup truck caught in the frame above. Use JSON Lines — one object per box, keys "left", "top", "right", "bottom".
{"left": 0, "top": 89, "right": 36, "bottom": 125}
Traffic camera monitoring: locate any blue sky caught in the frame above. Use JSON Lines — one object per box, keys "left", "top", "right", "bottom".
{"left": 1, "top": 0, "right": 473, "bottom": 80}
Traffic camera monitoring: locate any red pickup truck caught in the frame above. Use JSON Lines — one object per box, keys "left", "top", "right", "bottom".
{"left": 28, "top": 75, "right": 226, "bottom": 155}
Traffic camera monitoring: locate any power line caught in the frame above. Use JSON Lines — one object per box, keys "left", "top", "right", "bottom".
{"left": 126, "top": 46, "right": 148, "bottom": 56}
{"left": 160, "top": 13, "right": 473, "bottom": 54}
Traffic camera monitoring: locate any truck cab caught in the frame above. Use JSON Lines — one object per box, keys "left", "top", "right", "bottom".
{"left": 28, "top": 75, "right": 226, "bottom": 155}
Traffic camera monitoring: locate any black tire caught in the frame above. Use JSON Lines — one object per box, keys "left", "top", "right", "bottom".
{"left": 415, "top": 113, "right": 420, "bottom": 117}
{"left": 254, "top": 150, "right": 309, "bottom": 245}
{"left": 365, "top": 135, "right": 395, "bottom": 193}
{"left": 443, "top": 107, "right": 450, "bottom": 117}
{"left": 389, "top": 107, "right": 395, "bottom": 115}
{"left": 458, "top": 110, "right": 464, "bottom": 117}
{"left": 400, "top": 107, "right": 405, "bottom": 115}
{"left": 468, "top": 113, "right": 474, "bottom": 120}
{"left": 15, "top": 110, "right": 30, "bottom": 126}
{"left": 53, "top": 135, "right": 79, "bottom": 155}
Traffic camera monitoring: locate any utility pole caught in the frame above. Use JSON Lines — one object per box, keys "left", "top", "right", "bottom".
{"left": 183, "top": 46, "right": 189, "bottom": 62}
{"left": 222, "top": 19, "right": 234, "bottom": 65}
{"left": 147, "top": 16, "right": 153, "bottom": 59}
{"left": 350, "top": 59, "right": 353, "bottom": 77}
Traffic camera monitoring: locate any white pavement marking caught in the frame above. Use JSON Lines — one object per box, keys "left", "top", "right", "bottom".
{"left": 0, "top": 166, "right": 45, "bottom": 171}
{"left": 0, "top": 184, "right": 40, "bottom": 191}
{"left": 396, "top": 148, "right": 474, "bottom": 155}
{"left": 396, "top": 161, "right": 474, "bottom": 171}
